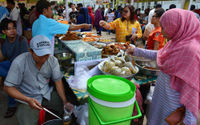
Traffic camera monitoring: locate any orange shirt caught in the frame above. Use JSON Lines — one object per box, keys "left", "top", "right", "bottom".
{"left": 146, "top": 27, "right": 166, "bottom": 50}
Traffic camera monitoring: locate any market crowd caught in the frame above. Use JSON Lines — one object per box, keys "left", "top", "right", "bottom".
{"left": 0, "top": 0, "right": 200, "bottom": 125}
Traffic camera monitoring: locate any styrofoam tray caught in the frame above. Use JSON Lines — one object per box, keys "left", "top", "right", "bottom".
{"left": 98, "top": 59, "right": 139, "bottom": 78}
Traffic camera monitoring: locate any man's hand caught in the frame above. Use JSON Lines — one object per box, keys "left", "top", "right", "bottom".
{"left": 83, "top": 24, "right": 91, "bottom": 30}
{"left": 27, "top": 98, "right": 42, "bottom": 110}
{"left": 99, "top": 20, "right": 107, "bottom": 27}
{"left": 64, "top": 102, "right": 74, "bottom": 115}
{"left": 69, "top": 24, "right": 91, "bottom": 31}
{"left": 4, "top": 86, "right": 43, "bottom": 111}
{"left": 126, "top": 45, "right": 135, "bottom": 55}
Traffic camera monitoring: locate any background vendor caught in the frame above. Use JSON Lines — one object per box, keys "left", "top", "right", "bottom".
{"left": 32, "top": 0, "right": 91, "bottom": 55}
{"left": 99, "top": 5, "right": 142, "bottom": 43}
{"left": 146, "top": 8, "right": 166, "bottom": 50}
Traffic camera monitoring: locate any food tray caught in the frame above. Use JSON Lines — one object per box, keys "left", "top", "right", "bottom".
{"left": 135, "top": 60, "right": 160, "bottom": 76}
{"left": 98, "top": 38, "right": 115, "bottom": 44}
{"left": 98, "top": 59, "right": 139, "bottom": 78}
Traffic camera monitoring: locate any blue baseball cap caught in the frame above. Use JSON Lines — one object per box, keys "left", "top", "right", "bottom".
{"left": 30, "top": 35, "right": 52, "bottom": 56}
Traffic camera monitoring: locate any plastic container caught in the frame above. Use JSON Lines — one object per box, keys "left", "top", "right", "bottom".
{"left": 62, "top": 40, "right": 102, "bottom": 62}
{"left": 87, "top": 75, "right": 142, "bottom": 125}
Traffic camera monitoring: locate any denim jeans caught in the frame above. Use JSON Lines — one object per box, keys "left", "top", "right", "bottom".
{"left": 0, "top": 61, "right": 11, "bottom": 77}
{"left": 0, "top": 61, "right": 16, "bottom": 108}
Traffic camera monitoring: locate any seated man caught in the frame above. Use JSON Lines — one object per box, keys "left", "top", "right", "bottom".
{"left": 0, "top": 18, "right": 29, "bottom": 118}
{"left": 4, "top": 35, "right": 74, "bottom": 125}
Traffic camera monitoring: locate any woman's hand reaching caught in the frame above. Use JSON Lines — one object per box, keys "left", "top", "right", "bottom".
{"left": 126, "top": 44, "right": 135, "bottom": 55}
{"left": 99, "top": 20, "right": 107, "bottom": 27}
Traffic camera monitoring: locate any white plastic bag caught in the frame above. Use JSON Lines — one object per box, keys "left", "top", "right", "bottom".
{"left": 67, "top": 65, "right": 91, "bottom": 90}
{"left": 67, "top": 59, "right": 105, "bottom": 90}
{"left": 145, "top": 85, "right": 155, "bottom": 104}
{"left": 73, "top": 103, "right": 89, "bottom": 125}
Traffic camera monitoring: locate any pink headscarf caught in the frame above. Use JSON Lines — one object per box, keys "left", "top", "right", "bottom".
{"left": 157, "top": 8, "right": 200, "bottom": 118}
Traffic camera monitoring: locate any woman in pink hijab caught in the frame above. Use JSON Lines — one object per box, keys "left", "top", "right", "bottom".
{"left": 127, "top": 8, "right": 200, "bottom": 125}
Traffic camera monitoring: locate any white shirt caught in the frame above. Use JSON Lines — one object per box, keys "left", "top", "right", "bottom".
{"left": 146, "top": 23, "right": 154, "bottom": 33}
{"left": 148, "top": 9, "right": 155, "bottom": 24}
{"left": 64, "top": 8, "right": 76, "bottom": 21}
{"left": 104, "top": 8, "right": 108, "bottom": 17}
{"left": 146, "top": 8, "right": 155, "bottom": 34}
{"left": 193, "top": 12, "right": 200, "bottom": 21}
{"left": 106, "top": 12, "right": 115, "bottom": 22}
{"left": 67, "top": 8, "right": 72, "bottom": 21}
{"left": 9, "top": 7, "right": 22, "bottom": 36}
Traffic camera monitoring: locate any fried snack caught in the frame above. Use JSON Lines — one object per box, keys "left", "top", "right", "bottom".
{"left": 83, "top": 37, "right": 97, "bottom": 42}
{"left": 102, "top": 42, "right": 130, "bottom": 56}
{"left": 85, "top": 34, "right": 93, "bottom": 37}
{"left": 114, "top": 42, "right": 130, "bottom": 50}
{"left": 83, "top": 32, "right": 100, "bottom": 38}
{"left": 83, "top": 32, "right": 93, "bottom": 36}
{"left": 91, "top": 35, "right": 100, "bottom": 38}
{"left": 102, "top": 45, "right": 120, "bottom": 55}
{"left": 99, "top": 39, "right": 113, "bottom": 43}
{"left": 61, "top": 32, "right": 81, "bottom": 40}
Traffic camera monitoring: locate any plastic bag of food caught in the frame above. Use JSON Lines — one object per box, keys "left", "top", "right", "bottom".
{"left": 73, "top": 103, "right": 89, "bottom": 125}
{"left": 146, "top": 84, "right": 155, "bottom": 104}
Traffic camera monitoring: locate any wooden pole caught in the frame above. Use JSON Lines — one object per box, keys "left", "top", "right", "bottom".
{"left": 182, "top": 0, "right": 193, "bottom": 10}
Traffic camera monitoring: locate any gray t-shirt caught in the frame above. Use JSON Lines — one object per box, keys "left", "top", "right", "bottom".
{"left": 4, "top": 52, "right": 63, "bottom": 103}
{"left": 1, "top": 35, "right": 29, "bottom": 62}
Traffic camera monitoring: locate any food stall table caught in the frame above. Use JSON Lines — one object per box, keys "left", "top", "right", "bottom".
{"left": 64, "top": 72, "right": 157, "bottom": 103}
{"left": 132, "top": 75, "right": 157, "bottom": 85}
{"left": 64, "top": 73, "right": 88, "bottom": 104}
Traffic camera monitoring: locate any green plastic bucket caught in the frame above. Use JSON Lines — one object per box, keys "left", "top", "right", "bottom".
{"left": 87, "top": 75, "right": 142, "bottom": 125}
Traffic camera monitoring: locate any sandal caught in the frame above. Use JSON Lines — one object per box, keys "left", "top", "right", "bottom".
{"left": 4, "top": 107, "right": 17, "bottom": 118}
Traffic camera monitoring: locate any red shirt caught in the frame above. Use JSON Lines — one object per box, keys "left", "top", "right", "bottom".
{"left": 146, "top": 27, "right": 166, "bottom": 50}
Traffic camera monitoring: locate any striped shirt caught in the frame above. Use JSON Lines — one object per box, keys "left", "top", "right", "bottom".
{"left": 134, "top": 48, "right": 197, "bottom": 125}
